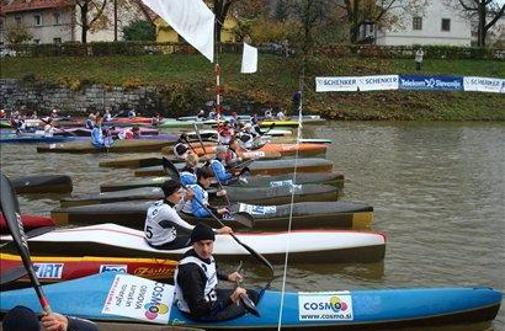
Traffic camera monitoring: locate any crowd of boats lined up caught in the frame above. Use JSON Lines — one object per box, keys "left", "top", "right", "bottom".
{"left": 0, "top": 109, "right": 502, "bottom": 330}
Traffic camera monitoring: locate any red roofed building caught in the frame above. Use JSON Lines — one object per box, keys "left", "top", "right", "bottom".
{"left": 0, "top": 0, "right": 76, "bottom": 46}
{"left": 0, "top": 0, "right": 145, "bottom": 46}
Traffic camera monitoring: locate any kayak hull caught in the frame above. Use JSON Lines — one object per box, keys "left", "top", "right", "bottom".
{"left": 179, "top": 143, "right": 327, "bottom": 158}
{"left": 37, "top": 140, "right": 176, "bottom": 154}
{"left": 11, "top": 175, "right": 73, "bottom": 194}
{"left": 59, "top": 184, "right": 340, "bottom": 208}
{"left": 51, "top": 201, "right": 373, "bottom": 231}
{"left": 0, "top": 253, "right": 176, "bottom": 287}
{"left": 0, "top": 134, "right": 74, "bottom": 143}
{"left": 99, "top": 151, "right": 282, "bottom": 169}
{"left": 0, "top": 272, "right": 501, "bottom": 329}
{"left": 0, "top": 214, "right": 54, "bottom": 234}
{"left": 100, "top": 173, "right": 345, "bottom": 192}
{"left": 0, "top": 224, "right": 386, "bottom": 263}
{"left": 134, "top": 158, "right": 334, "bottom": 177}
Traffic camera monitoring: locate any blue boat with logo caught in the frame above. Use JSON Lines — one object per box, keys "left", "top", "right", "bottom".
{"left": 0, "top": 272, "right": 501, "bottom": 330}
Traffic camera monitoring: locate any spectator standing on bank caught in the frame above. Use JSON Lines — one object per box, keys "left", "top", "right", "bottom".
{"left": 415, "top": 48, "right": 424, "bottom": 71}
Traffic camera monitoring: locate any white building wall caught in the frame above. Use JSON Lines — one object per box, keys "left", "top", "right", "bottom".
{"left": 376, "top": 0, "right": 472, "bottom": 46}
{"left": 1, "top": 8, "right": 74, "bottom": 45}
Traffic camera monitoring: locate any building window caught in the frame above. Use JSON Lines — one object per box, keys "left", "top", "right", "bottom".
{"left": 53, "top": 13, "right": 60, "bottom": 25}
{"left": 413, "top": 17, "right": 422, "bottom": 30}
{"left": 15, "top": 16, "right": 22, "bottom": 26}
{"left": 441, "top": 18, "right": 451, "bottom": 32}
{"left": 33, "top": 39, "right": 40, "bottom": 44}
{"left": 53, "top": 37, "right": 62, "bottom": 44}
{"left": 34, "top": 14, "right": 42, "bottom": 26}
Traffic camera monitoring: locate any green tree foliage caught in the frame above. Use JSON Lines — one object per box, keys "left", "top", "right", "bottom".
{"left": 122, "top": 20, "right": 156, "bottom": 41}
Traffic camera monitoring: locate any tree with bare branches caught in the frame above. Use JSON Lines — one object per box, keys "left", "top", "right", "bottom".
{"left": 74, "top": 0, "right": 108, "bottom": 43}
{"left": 337, "top": 0, "right": 429, "bottom": 43}
{"left": 444, "top": 0, "right": 505, "bottom": 47}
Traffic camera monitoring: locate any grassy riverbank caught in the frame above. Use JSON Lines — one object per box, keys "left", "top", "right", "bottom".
{"left": 1, "top": 54, "right": 504, "bottom": 120}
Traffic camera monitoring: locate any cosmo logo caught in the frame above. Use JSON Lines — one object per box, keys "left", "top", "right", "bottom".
{"left": 144, "top": 283, "right": 169, "bottom": 320}
{"left": 34, "top": 263, "right": 64, "bottom": 279}
{"left": 99, "top": 265, "right": 128, "bottom": 273}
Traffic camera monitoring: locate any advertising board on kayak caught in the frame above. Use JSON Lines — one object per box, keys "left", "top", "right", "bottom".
{"left": 239, "top": 203, "right": 277, "bottom": 215}
{"left": 298, "top": 291, "right": 353, "bottom": 321}
{"left": 102, "top": 274, "right": 174, "bottom": 324}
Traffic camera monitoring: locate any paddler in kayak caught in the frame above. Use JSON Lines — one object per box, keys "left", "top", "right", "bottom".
{"left": 180, "top": 153, "right": 199, "bottom": 186}
{"left": 173, "top": 133, "right": 191, "bottom": 160}
{"left": 91, "top": 117, "right": 113, "bottom": 148}
{"left": 217, "top": 121, "right": 234, "bottom": 145}
{"left": 145, "top": 180, "right": 232, "bottom": 250}
{"left": 174, "top": 223, "right": 258, "bottom": 321}
{"left": 182, "top": 167, "right": 229, "bottom": 218}
{"left": 210, "top": 145, "right": 238, "bottom": 185}
{"left": 236, "top": 125, "right": 255, "bottom": 150}
{"left": 43, "top": 117, "right": 55, "bottom": 137}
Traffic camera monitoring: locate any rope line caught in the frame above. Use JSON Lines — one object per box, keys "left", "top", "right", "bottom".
{"left": 276, "top": 72, "right": 304, "bottom": 330}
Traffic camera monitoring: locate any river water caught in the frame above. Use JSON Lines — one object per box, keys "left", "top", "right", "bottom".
{"left": 0, "top": 121, "right": 504, "bottom": 330}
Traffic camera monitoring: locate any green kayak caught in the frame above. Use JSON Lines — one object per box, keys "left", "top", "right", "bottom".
{"left": 52, "top": 200, "right": 373, "bottom": 231}
{"left": 59, "top": 184, "right": 339, "bottom": 208}
{"left": 134, "top": 158, "right": 334, "bottom": 177}
{"left": 100, "top": 172, "right": 344, "bottom": 192}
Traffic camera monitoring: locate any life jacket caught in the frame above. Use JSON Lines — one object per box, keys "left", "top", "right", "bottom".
{"left": 180, "top": 166, "right": 197, "bottom": 186}
{"left": 182, "top": 184, "right": 208, "bottom": 215}
{"left": 174, "top": 255, "right": 218, "bottom": 313}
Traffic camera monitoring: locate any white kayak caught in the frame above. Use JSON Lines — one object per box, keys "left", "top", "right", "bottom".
{"left": 1, "top": 223, "right": 386, "bottom": 263}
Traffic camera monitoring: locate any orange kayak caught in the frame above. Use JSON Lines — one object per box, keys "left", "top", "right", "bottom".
{"left": 187, "top": 143, "right": 327, "bottom": 157}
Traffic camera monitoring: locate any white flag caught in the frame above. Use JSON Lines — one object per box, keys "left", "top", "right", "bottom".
{"left": 241, "top": 42, "right": 258, "bottom": 74}
{"left": 141, "top": 0, "right": 215, "bottom": 62}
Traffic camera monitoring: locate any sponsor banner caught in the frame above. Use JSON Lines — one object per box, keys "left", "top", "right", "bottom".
{"left": 102, "top": 274, "right": 174, "bottom": 324}
{"left": 315, "top": 77, "right": 358, "bottom": 92}
{"left": 100, "top": 265, "right": 128, "bottom": 273}
{"left": 34, "top": 263, "right": 64, "bottom": 279}
{"left": 399, "top": 75, "right": 463, "bottom": 91}
{"left": 357, "top": 75, "right": 399, "bottom": 91}
{"left": 299, "top": 291, "right": 353, "bottom": 322}
{"left": 464, "top": 76, "right": 505, "bottom": 94}
{"left": 239, "top": 203, "right": 277, "bottom": 215}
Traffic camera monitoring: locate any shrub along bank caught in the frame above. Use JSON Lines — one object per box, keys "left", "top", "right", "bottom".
{"left": 1, "top": 53, "right": 504, "bottom": 120}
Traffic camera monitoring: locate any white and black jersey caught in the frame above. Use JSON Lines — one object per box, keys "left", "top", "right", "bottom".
{"left": 144, "top": 200, "right": 194, "bottom": 249}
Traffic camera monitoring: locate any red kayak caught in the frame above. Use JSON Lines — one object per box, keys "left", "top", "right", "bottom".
{"left": 0, "top": 214, "right": 54, "bottom": 234}
{"left": 110, "top": 117, "right": 154, "bottom": 125}
{"left": 0, "top": 253, "right": 177, "bottom": 284}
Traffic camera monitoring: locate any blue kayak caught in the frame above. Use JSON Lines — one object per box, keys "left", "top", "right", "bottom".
{"left": 0, "top": 272, "right": 501, "bottom": 329}
{"left": 0, "top": 134, "right": 75, "bottom": 143}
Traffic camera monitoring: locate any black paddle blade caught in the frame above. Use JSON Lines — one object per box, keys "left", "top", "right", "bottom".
{"left": 162, "top": 157, "right": 180, "bottom": 180}
{"left": 229, "top": 212, "right": 254, "bottom": 229}
{"left": 240, "top": 294, "right": 260, "bottom": 317}
{"left": 0, "top": 172, "right": 28, "bottom": 255}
